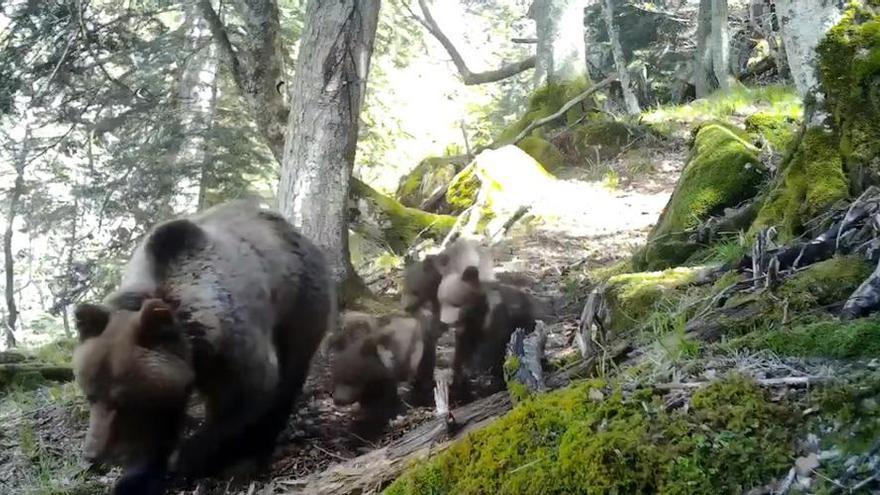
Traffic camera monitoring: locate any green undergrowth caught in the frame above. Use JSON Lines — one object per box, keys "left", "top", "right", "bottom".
{"left": 642, "top": 84, "right": 802, "bottom": 136}
{"left": 574, "top": 120, "right": 649, "bottom": 161}
{"left": 386, "top": 375, "right": 798, "bottom": 495}
{"left": 744, "top": 111, "right": 799, "bottom": 153}
{"left": 740, "top": 316, "right": 880, "bottom": 359}
{"left": 604, "top": 266, "right": 706, "bottom": 334}
{"left": 396, "top": 156, "right": 464, "bottom": 207}
{"left": 778, "top": 256, "right": 873, "bottom": 311}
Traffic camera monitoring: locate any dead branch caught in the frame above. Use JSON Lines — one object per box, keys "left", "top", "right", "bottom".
{"left": 506, "top": 322, "right": 547, "bottom": 393}
{"left": 511, "top": 76, "right": 616, "bottom": 145}
{"left": 654, "top": 375, "right": 829, "bottom": 391}
{"left": 412, "top": 0, "right": 536, "bottom": 85}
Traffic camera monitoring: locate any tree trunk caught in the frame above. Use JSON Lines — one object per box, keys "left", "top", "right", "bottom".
{"left": 277, "top": 0, "right": 380, "bottom": 295}
{"left": 175, "top": 1, "right": 220, "bottom": 212}
{"left": 774, "top": 0, "right": 845, "bottom": 97}
{"left": 530, "top": 0, "right": 588, "bottom": 86}
{"left": 710, "top": 0, "right": 730, "bottom": 91}
{"left": 602, "top": 0, "right": 640, "bottom": 114}
{"left": 695, "top": 0, "right": 715, "bottom": 97}
{"left": 3, "top": 127, "right": 29, "bottom": 349}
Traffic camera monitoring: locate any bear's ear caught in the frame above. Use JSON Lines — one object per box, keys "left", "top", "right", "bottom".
{"left": 461, "top": 266, "right": 481, "bottom": 286}
{"left": 137, "top": 299, "right": 177, "bottom": 346}
{"left": 74, "top": 303, "right": 110, "bottom": 341}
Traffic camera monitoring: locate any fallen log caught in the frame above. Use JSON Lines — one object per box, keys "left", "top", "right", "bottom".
{"left": 0, "top": 351, "right": 27, "bottom": 364}
{"left": 0, "top": 364, "right": 74, "bottom": 383}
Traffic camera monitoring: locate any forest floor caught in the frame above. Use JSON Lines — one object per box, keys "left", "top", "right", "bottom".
{"left": 0, "top": 133, "right": 687, "bottom": 495}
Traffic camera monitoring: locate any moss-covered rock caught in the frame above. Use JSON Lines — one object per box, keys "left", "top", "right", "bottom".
{"left": 745, "top": 112, "right": 798, "bottom": 152}
{"left": 516, "top": 136, "right": 566, "bottom": 172}
{"left": 636, "top": 122, "right": 764, "bottom": 270}
{"left": 750, "top": 128, "right": 849, "bottom": 240}
{"left": 350, "top": 179, "right": 456, "bottom": 255}
{"left": 445, "top": 164, "right": 481, "bottom": 213}
{"left": 386, "top": 375, "right": 797, "bottom": 495}
{"left": 396, "top": 156, "right": 465, "bottom": 208}
{"left": 741, "top": 316, "right": 880, "bottom": 359}
{"left": 575, "top": 120, "right": 648, "bottom": 161}
{"left": 496, "top": 78, "right": 593, "bottom": 145}
{"left": 817, "top": 3, "right": 880, "bottom": 192}
{"left": 778, "top": 256, "right": 873, "bottom": 311}
{"left": 604, "top": 266, "right": 704, "bottom": 333}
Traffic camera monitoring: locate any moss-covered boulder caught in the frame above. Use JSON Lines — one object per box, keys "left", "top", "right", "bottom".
{"left": 496, "top": 77, "right": 593, "bottom": 145}
{"left": 749, "top": 128, "right": 849, "bottom": 240}
{"left": 603, "top": 266, "right": 705, "bottom": 333}
{"left": 817, "top": 3, "right": 880, "bottom": 192}
{"left": 636, "top": 122, "right": 764, "bottom": 270}
{"left": 350, "top": 179, "right": 456, "bottom": 255}
{"left": 574, "top": 120, "right": 648, "bottom": 161}
{"left": 778, "top": 255, "right": 873, "bottom": 311}
{"left": 745, "top": 112, "right": 798, "bottom": 152}
{"left": 396, "top": 155, "right": 467, "bottom": 208}
{"left": 445, "top": 146, "right": 555, "bottom": 234}
{"left": 386, "top": 375, "right": 797, "bottom": 494}
{"left": 516, "top": 136, "right": 566, "bottom": 172}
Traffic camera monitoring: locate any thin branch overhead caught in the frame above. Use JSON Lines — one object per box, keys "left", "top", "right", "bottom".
{"left": 408, "top": 0, "right": 536, "bottom": 85}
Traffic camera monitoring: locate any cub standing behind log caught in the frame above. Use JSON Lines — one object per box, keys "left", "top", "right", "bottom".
{"left": 329, "top": 312, "right": 432, "bottom": 423}
{"left": 71, "top": 201, "right": 333, "bottom": 494}
{"left": 437, "top": 266, "right": 535, "bottom": 400}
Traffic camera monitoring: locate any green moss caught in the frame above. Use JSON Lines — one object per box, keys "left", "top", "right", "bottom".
{"left": 29, "top": 338, "right": 76, "bottom": 366}
{"left": 745, "top": 112, "right": 798, "bottom": 152}
{"left": 396, "top": 156, "right": 462, "bottom": 207}
{"left": 575, "top": 121, "right": 648, "bottom": 160}
{"left": 351, "top": 180, "right": 456, "bottom": 255}
{"left": 637, "top": 121, "right": 764, "bottom": 270}
{"left": 778, "top": 256, "right": 872, "bottom": 311}
{"left": 445, "top": 164, "right": 480, "bottom": 212}
{"left": 516, "top": 136, "right": 566, "bottom": 172}
{"left": 817, "top": 3, "right": 880, "bottom": 191}
{"left": 386, "top": 375, "right": 796, "bottom": 495}
{"left": 604, "top": 267, "right": 703, "bottom": 333}
{"left": 750, "top": 129, "right": 849, "bottom": 240}
{"left": 496, "top": 78, "right": 593, "bottom": 144}
{"left": 742, "top": 316, "right": 880, "bottom": 359}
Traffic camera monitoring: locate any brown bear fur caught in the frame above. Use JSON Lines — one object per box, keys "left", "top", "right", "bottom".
{"left": 72, "top": 200, "right": 333, "bottom": 491}
{"left": 436, "top": 266, "right": 535, "bottom": 400}
{"left": 328, "top": 313, "right": 434, "bottom": 420}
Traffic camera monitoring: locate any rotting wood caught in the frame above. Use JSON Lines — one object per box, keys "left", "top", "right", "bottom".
{"left": 505, "top": 322, "right": 547, "bottom": 393}
{"left": 511, "top": 76, "right": 616, "bottom": 145}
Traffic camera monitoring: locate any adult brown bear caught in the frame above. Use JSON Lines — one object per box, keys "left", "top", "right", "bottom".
{"left": 72, "top": 200, "right": 333, "bottom": 494}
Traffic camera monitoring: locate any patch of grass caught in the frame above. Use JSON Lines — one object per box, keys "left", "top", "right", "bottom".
{"left": 642, "top": 84, "right": 803, "bottom": 135}
{"left": 688, "top": 235, "right": 750, "bottom": 266}
{"left": 739, "top": 316, "right": 880, "bottom": 359}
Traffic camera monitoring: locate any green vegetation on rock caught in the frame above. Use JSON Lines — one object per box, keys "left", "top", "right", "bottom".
{"left": 445, "top": 163, "right": 481, "bottom": 212}
{"left": 351, "top": 179, "right": 456, "bottom": 254}
{"left": 817, "top": 2, "right": 880, "bottom": 191}
{"left": 496, "top": 78, "right": 593, "bottom": 144}
{"left": 742, "top": 317, "right": 880, "bottom": 359}
{"left": 636, "top": 122, "right": 764, "bottom": 270}
{"left": 750, "top": 128, "right": 849, "bottom": 240}
{"left": 386, "top": 375, "right": 797, "bottom": 495}
{"left": 396, "top": 156, "right": 463, "bottom": 207}
{"left": 516, "top": 136, "right": 566, "bottom": 172}
{"left": 604, "top": 267, "right": 703, "bottom": 333}
{"left": 745, "top": 112, "right": 798, "bottom": 152}
{"left": 575, "top": 120, "right": 648, "bottom": 160}
{"left": 778, "top": 256, "right": 872, "bottom": 311}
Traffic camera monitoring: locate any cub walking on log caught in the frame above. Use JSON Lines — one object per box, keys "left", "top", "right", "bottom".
{"left": 72, "top": 201, "right": 333, "bottom": 494}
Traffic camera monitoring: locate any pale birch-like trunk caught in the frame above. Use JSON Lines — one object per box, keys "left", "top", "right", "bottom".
{"left": 174, "top": 1, "right": 220, "bottom": 213}
{"left": 278, "top": 0, "right": 380, "bottom": 293}
{"left": 775, "top": 0, "right": 845, "bottom": 97}
{"left": 602, "top": 0, "right": 640, "bottom": 114}
{"left": 710, "top": 0, "right": 730, "bottom": 91}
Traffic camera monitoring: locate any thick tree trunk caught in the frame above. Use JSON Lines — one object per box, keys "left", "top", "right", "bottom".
{"left": 277, "top": 0, "right": 380, "bottom": 293}
{"left": 774, "top": 0, "right": 845, "bottom": 97}
{"left": 175, "top": 1, "right": 220, "bottom": 212}
{"left": 695, "top": 0, "right": 716, "bottom": 97}
{"left": 602, "top": 0, "right": 640, "bottom": 114}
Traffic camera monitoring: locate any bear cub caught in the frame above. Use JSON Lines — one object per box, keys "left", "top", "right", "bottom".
{"left": 72, "top": 201, "right": 333, "bottom": 494}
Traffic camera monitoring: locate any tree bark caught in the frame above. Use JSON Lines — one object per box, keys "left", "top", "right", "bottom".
{"left": 774, "top": 0, "right": 845, "bottom": 97}
{"left": 277, "top": 0, "right": 380, "bottom": 292}
{"left": 529, "top": 0, "right": 588, "bottom": 86}
{"left": 695, "top": 0, "right": 731, "bottom": 97}
{"left": 175, "top": 1, "right": 220, "bottom": 212}
{"left": 3, "top": 126, "right": 29, "bottom": 349}
{"left": 602, "top": 0, "right": 640, "bottom": 114}
{"left": 415, "top": 0, "right": 536, "bottom": 86}
{"left": 710, "top": 0, "right": 730, "bottom": 92}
